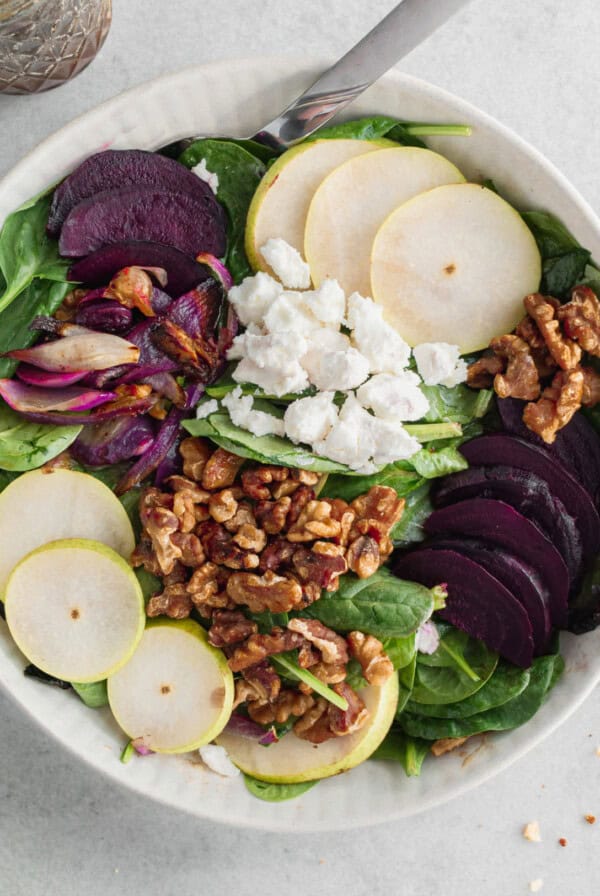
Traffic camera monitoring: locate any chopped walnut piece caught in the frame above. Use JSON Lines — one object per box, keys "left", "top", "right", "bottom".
{"left": 291, "top": 469, "right": 320, "bottom": 486}
{"left": 198, "top": 520, "right": 259, "bottom": 569}
{"left": 226, "top": 569, "right": 304, "bottom": 613}
{"left": 227, "top": 627, "right": 305, "bottom": 672}
{"left": 557, "top": 286, "right": 600, "bottom": 356}
{"left": 248, "top": 689, "right": 315, "bottom": 725}
{"left": 172, "top": 491, "right": 198, "bottom": 533}
{"left": 581, "top": 365, "right": 600, "bottom": 406}
{"left": 326, "top": 498, "right": 356, "bottom": 547}
{"left": 241, "top": 465, "right": 289, "bottom": 500}
{"left": 430, "top": 736, "right": 471, "bottom": 757}
{"left": 146, "top": 583, "right": 192, "bottom": 619}
{"left": 347, "top": 631, "right": 394, "bottom": 685}
{"left": 466, "top": 354, "right": 505, "bottom": 389}
{"left": 309, "top": 661, "right": 347, "bottom": 684}
{"left": 287, "top": 618, "right": 349, "bottom": 664}
{"left": 201, "top": 448, "right": 245, "bottom": 490}
{"left": 140, "top": 496, "right": 182, "bottom": 576}
{"left": 254, "top": 497, "right": 292, "bottom": 535}
{"left": 285, "top": 484, "right": 316, "bottom": 527}
{"left": 208, "top": 610, "right": 257, "bottom": 647}
{"left": 346, "top": 535, "right": 380, "bottom": 579}
{"left": 223, "top": 501, "right": 256, "bottom": 533}
{"left": 233, "top": 523, "right": 267, "bottom": 552}
{"left": 233, "top": 678, "right": 266, "bottom": 710}
{"left": 187, "top": 561, "right": 231, "bottom": 616}
{"left": 169, "top": 531, "right": 204, "bottom": 567}
{"left": 523, "top": 368, "right": 584, "bottom": 443}
{"left": 242, "top": 661, "right": 281, "bottom": 703}
{"left": 327, "top": 682, "right": 369, "bottom": 736}
{"left": 293, "top": 697, "right": 331, "bottom": 743}
{"left": 516, "top": 315, "right": 557, "bottom": 377}
{"left": 287, "top": 499, "right": 341, "bottom": 542}
{"left": 208, "top": 489, "right": 239, "bottom": 523}
{"left": 166, "top": 476, "right": 210, "bottom": 503}
{"left": 490, "top": 334, "right": 541, "bottom": 400}
{"left": 350, "top": 486, "right": 405, "bottom": 533}
{"left": 179, "top": 437, "right": 212, "bottom": 481}
{"left": 292, "top": 542, "right": 347, "bottom": 591}
{"left": 259, "top": 537, "right": 295, "bottom": 573}
{"left": 524, "top": 293, "right": 582, "bottom": 370}
{"left": 131, "top": 535, "right": 163, "bottom": 577}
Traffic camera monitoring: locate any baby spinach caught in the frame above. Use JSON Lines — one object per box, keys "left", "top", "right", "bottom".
{"left": 396, "top": 653, "right": 417, "bottom": 715}
{"left": 408, "top": 444, "right": 469, "bottom": 479}
{"left": 421, "top": 384, "right": 493, "bottom": 425}
{"left": 0, "top": 277, "right": 72, "bottom": 378}
{"left": 305, "top": 568, "right": 434, "bottom": 639}
{"left": 399, "top": 653, "right": 564, "bottom": 739}
{"left": 522, "top": 210, "right": 592, "bottom": 297}
{"left": 406, "top": 661, "right": 530, "bottom": 719}
{"left": 0, "top": 469, "right": 18, "bottom": 493}
{"left": 383, "top": 634, "right": 417, "bottom": 671}
{"left": 409, "top": 624, "right": 498, "bottom": 705}
{"left": 72, "top": 679, "right": 108, "bottom": 708}
{"left": 135, "top": 568, "right": 161, "bottom": 603}
{"left": 371, "top": 729, "right": 431, "bottom": 776}
{"left": 243, "top": 775, "right": 317, "bottom": 802}
{"left": 0, "top": 401, "right": 81, "bottom": 471}
{"left": 322, "top": 463, "right": 423, "bottom": 503}
{"left": 0, "top": 192, "right": 70, "bottom": 313}
{"left": 391, "top": 481, "right": 433, "bottom": 544}
{"left": 307, "top": 115, "right": 470, "bottom": 148}
{"left": 179, "top": 139, "right": 265, "bottom": 284}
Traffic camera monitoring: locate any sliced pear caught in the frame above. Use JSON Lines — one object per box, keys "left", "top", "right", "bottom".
{"left": 107, "top": 619, "right": 234, "bottom": 753}
{"left": 371, "top": 183, "right": 542, "bottom": 352}
{"left": 245, "top": 138, "right": 390, "bottom": 273}
{"left": 0, "top": 468, "right": 135, "bottom": 598}
{"left": 4, "top": 538, "right": 144, "bottom": 682}
{"left": 217, "top": 674, "right": 398, "bottom": 783}
{"left": 304, "top": 147, "right": 464, "bottom": 297}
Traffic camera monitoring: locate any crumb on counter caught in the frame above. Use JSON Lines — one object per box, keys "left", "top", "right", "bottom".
{"left": 523, "top": 820, "right": 542, "bottom": 842}
{"left": 529, "top": 880, "right": 543, "bottom": 893}
{"left": 558, "top": 837, "right": 568, "bottom": 847}
{"left": 585, "top": 814, "right": 596, "bottom": 825}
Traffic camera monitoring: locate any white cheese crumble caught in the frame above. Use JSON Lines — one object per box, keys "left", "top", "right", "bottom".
{"left": 413, "top": 342, "right": 468, "bottom": 388}
{"left": 314, "top": 394, "right": 377, "bottom": 472}
{"left": 284, "top": 392, "right": 339, "bottom": 446}
{"left": 263, "top": 292, "right": 322, "bottom": 338}
{"left": 222, "top": 386, "right": 285, "bottom": 437}
{"left": 227, "top": 271, "right": 283, "bottom": 326}
{"left": 346, "top": 291, "right": 411, "bottom": 375}
{"left": 356, "top": 372, "right": 430, "bottom": 422}
{"left": 302, "top": 278, "right": 346, "bottom": 327}
{"left": 260, "top": 238, "right": 311, "bottom": 289}
{"left": 191, "top": 158, "right": 219, "bottom": 195}
{"left": 198, "top": 744, "right": 240, "bottom": 778}
{"left": 309, "top": 347, "right": 370, "bottom": 392}
{"left": 523, "top": 821, "right": 542, "bottom": 842}
{"left": 301, "top": 329, "right": 351, "bottom": 382}
{"left": 195, "top": 398, "right": 219, "bottom": 419}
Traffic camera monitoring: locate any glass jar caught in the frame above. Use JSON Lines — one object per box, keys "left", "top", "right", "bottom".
{"left": 0, "top": 0, "right": 112, "bottom": 94}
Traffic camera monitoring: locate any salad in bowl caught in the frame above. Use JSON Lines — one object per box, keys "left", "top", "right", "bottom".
{"left": 1, "top": 84, "right": 599, "bottom": 811}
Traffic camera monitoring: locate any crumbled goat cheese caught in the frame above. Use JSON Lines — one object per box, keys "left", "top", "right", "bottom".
{"left": 302, "top": 278, "right": 346, "bottom": 327}
{"left": 357, "top": 372, "right": 430, "bottom": 422}
{"left": 191, "top": 158, "right": 219, "bottom": 195}
{"left": 529, "top": 880, "right": 544, "bottom": 893}
{"left": 260, "top": 238, "right": 311, "bottom": 289}
{"left": 222, "top": 386, "right": 285, "bottom": 437}
{"left": 195, "top": 398, "right": 219, "bottom": 419}
{"left": 233, "top": 357, "right": 309, "bottom": 398}
{"left": 301, "top": 329, "right": 351, "bottom": 382}
{"left": 413, "top": 342, "right": 468, "bottom": 387}
{"left": 314, "top": 394, "right": 377, "bottom": 472}
{"left": 227, "top": 271, "right": 283, "bottom": 326}
{"left": 415, "top": 620, "right": 440, "bottom": 654}
{"left": 284, "top": 392, "right": 339, "bottom": 446}
{"left": 263, "top": 292, "right": 322, "bottom": 337}
{"left": 368, "top": 417, "right": 421, "bottom": 466}
{"left": 347, "top": 292, "right": 411, "bottom": 374}
{"left": 309, "top": 347, "right": 370, "bottom": 392}
{"left": 199, "top": 744, "right": 240, "bottom": 778}
{"left": 228, "top": 330, "right": 308, "bottom": 368}
{"left": 523, "top": 821, "right": 542, "bottom": 842}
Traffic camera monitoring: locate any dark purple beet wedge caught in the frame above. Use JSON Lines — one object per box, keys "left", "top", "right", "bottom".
{"left": 459, "top": 434, "right": 600, "bottom": 561}
{"left": 426, "top": 537, "right": 553, "bottom": 654}
{"left": 59, "top": 187, "right": 227, "bottom": 259}
{"left": 68, "top": 241, "right": 211, "bottom": 298}
{"left": 394, "top": 548, "right": 534, "bottom": 668}
{"left": 432, "top": 464, "right": 583, "bottom": 584}
{"left": 48, "top": 149, "right": 218, "bottom": 236}
{"left": 424, "top": 498, "right": 569, "bottom": 628}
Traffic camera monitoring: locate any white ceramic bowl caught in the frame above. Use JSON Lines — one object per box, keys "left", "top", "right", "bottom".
{"left": 1, "top": 57, "right": 599, "bottom": 832}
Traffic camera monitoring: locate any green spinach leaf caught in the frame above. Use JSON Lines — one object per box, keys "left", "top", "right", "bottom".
{"left": 406, "top": 661, "right": 530, "bottom": 719}
{"left": 421, "top": 384, "right": 493, "bottom": 424}
{"left": 522, "top": 211, "right": 591, "bottom": 297}
{"left": 0, "top": 401, "right": 81, "bottom": 471}
{"left": 71, "top": 679, "right": 108, "bottom": 708}
{"left": 178, "top": 140, "right": 265, "bottom": 283}
{"left": 307, "top": 115, "right": 470, "bottom": 148}
{"left": 410, "top": 625, "right": 498, "bottom": 705}
{"left": 305, "top": 568, "right": 434, "bottom": 638}
{"left": 383, "top": 634, "right": 416, "bottom": 671}
{"left": 0, "top": 277, "right": 72, "bottom": 378}
{"left": 243, "top": 775, "right": 317, "bottom": 802}
{"left": 396, "top": 653, "right": 417, "bottom": 715}
{"left": 391, "top": 482, "right": 433, "bottom": 544}
{"left": 322, "top": 463, "right": 423, "bottom": 503}
{"left": 135, "top": 567, "right": 161, "bottom": 603}
{"left": 371, "top": 729, "right": 431, "bottom": 776}
{"left": 408, "top": 444, "right": 469, "bottom": 479}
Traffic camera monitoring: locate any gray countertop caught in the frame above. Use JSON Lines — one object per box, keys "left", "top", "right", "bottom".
{"left": 1, "top": 1, "right": 600, "bottom": 894}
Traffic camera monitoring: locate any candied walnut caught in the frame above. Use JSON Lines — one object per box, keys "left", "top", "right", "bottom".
{"left": 208, "top": 489, "right": 239, "bottom": 523}
{"left": 286, "top": 484, "right": 316, "bottom": 527}
{"left": 241, "top": 465, "right": 289, "bottom": 500}
{"left": 326, "top": 498, "right": 356, "bottom": 547}
{"left": 347, "top": 631, "right": 394, "bottom": 685}
{"left": 208, "top": 610, "right": 257, "bottom": 647}
{"left": 233, "top": 524, "right": 267, "bottom": 552}
{"left": 226, "top": 570, "right": 304, "bottom": 613}
{"left": 242, "top": 661, "right": 281, "bottom": 703}
{"left": 581, "top": 366, "right": 600, "bottom": 406}
{"left": 198, "top": 520, "right": 259, "bottom": 569}
{"left": 140, "top": 495, "right": 182, "bottom": 575}
{"left": 179, "top": 437, "right": 212, "bottom": 481}
{"left": 172, "top": 491, "right": 198, "bottom": 533}
{"left": 131, "top": 535, "right": 162, "bottom": 577}
{"left": 201, "top": 448, "right": 245, "bottom": 490}
{"left": 293, "top": 697, "right": 332, "bottom": 743}
{"left": 292, "top": 542, "right": 347, "bottom": 591}
{"left": 227, "top": 627, "right": 305, "bottom": 672}
{"left": 350, "top": 486, "right": 404, "bottom": 533}
{"left": 233, "top": 678, "right": 266, "bottom": 710}
{"left": 431, "top": 736, "right": 470, "bottom": 757}
{"left": 223, "top": 501, "right": 256, "bottom": 533}
{"left": 298, "top": 641, "right": 320, "bottom": 668}
{"left": 346, "top": 535, "right": 380, "bottom": 579}
{"left": 271, "top": 479, "right": 300, "bottom": 499}
{"left": 166, "top": 475, "right": 210, "bottom": 502}
{"left": 309, "top": 661, "right": 347, "bottom": 684}
{"left": 327, "top": 682, "right": 369, "bottom": 737}
{"left": 187, "top": 562, "right": 231, "bottom": 616}
{"left": 291, "top": 469, "right": 320, "bottom": 486}
{"left": 248, "top": 689, "right": 315, "bottom": 726}
{"left": 557, "top": 286, "right": 600, "bottom": 356}
{"left": 254, "top": 497, "right": 292, "bottom": 535}
{"left": 162, "top": 562, "right": 187, "bottom": 587}
{"left": 466, "top": 354, "right": 505, "bottom": 389}
{"left": 287, "top": 618, "right": 349, "bottom": 664}
{"left": 287, "top": 499, "right": 341, "bottom": 542}
{"left": 515, "top": 315, "right": 557, "bottom": 377}
{"left": 259, "top": 537, "right": 295, "bottom": 573}
{"left": 524, "top": 293, "right": 582, "bottom": 370}
{"left": 169, "top": 531, "right": 205, "bottom": 567}
{"left": 146, "top": 583, "right": 192, "bottom": 619}
{"left": 523, "top": 368, "right": 584, "bottom": 443}
{"left": 490, "top": 335, "right": 541, "bottom": 400}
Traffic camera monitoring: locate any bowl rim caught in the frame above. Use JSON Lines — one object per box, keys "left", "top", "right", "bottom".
{"left": 1, "top": 55, "right": 600, "bottom": 832}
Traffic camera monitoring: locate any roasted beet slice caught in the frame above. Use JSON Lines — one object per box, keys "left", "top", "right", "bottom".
{"left": 459, "top": 434, "right": 600, "bottom": 561}
{"left": 426, "top": 537, "right": 552, "bottom": 654}
{"left": 432, "top": 465, "right": 583, "bottom": 584}
{"left": 59, "top": 187, "right": 227, "bottom": 259}
{"left": 394, "top": 548, "right": 534, "bottom": 668}
{"left": 497, "top": 397, "right": 600, "bottom": 504}
{"left": 48, "top": 149, "right": 217, "bottom": 235}
{"left": 424, "top": 498, "right": 569, "bottom": 628}
{"left": 68, "top": 241, "right": 210, "bottom": 298}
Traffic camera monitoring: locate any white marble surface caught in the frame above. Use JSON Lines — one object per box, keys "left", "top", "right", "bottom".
{"left": 1, "top": 0, "right": 600, "bottom": 893}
